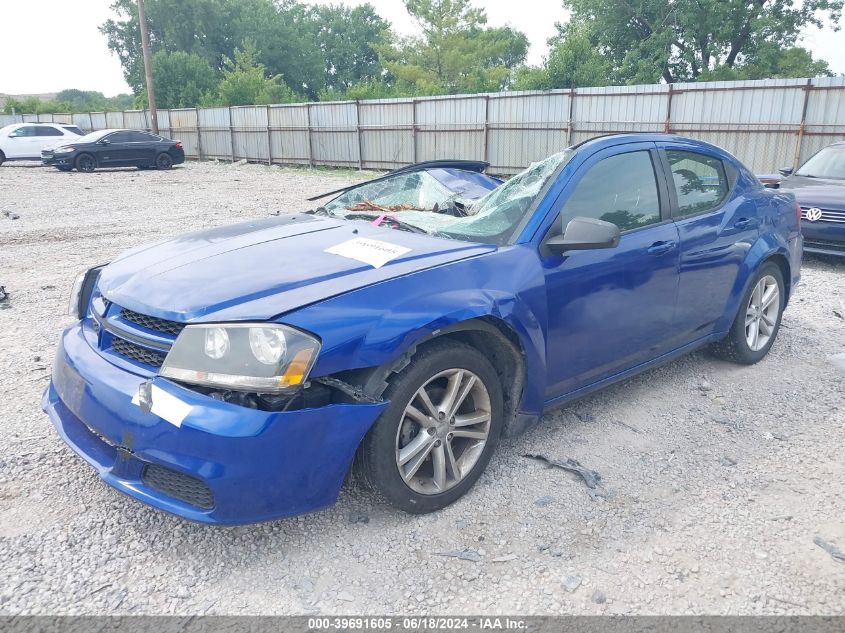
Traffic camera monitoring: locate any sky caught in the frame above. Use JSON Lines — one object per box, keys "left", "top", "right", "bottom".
{"left": 0, "top": 0, "right": 842, "bottom": 97}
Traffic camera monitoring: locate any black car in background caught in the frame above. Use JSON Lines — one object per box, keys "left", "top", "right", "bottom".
{"left": 42, "top": 128, "right": 185, "bottom": 172}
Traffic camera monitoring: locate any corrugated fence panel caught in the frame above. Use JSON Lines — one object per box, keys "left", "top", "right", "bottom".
{"left": 572, "top": 84, "right": 668, "bottom": 146}
{"left": 105, "top": 111, "right": 124, "bottom": 128}
{"left": 671, "top": 79, "right": 808, "bottom": 171}
{"left": 801, "top": 76, "right": 845, "bottom": 163}
{"left": 0, "top": 114, "right": 23, "bottom": 127}
{"left": 123, "top": 110, "right": 149, "bottom": 130}
{"left": 359, "top": 99, "right": 414, "bottom": 169}
{"left": 6, "top": 76, "right": 843, "bottom": 173}
{"left": 231, "top": 106, "right": 270, "bottom": 162}
{"left": 309, "top": 102, "right": 358, "bottom": 166}
{"left": 197, "top": 107, "right": 231, "bottom": 159}
{"left": 416, "top": 95, "right": 486, "bottom": 162}
{"left": 269, "top": 105, "right": 310, "bottom": 165}
{"left": 88, "top": 112, "right": 107, "bottom": 129}
{"left": 487, "top": 91, "right": 571, "bottom": 174}
{"left": 163, "top": 109, "right": 196, "bottom": 155}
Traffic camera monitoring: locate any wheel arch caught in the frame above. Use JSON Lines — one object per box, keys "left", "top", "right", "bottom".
{"left": 717, "top": 237, "right": 793, "bottom": 334}
{"left": 336, "top": 316, "right": 533, "bottom": 438}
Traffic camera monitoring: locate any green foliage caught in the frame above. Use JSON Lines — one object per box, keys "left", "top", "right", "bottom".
{"left": 2, "top": 91, "right": 134, "bottom": 115}
{"left": 513, "top": 22, "right": 612, "bottom": 90}
{"left": 558, "top": 0, "right": 842, "bottom": 84}
{"left": 307, "top": 3, "right": 391, "bottom": 93}
{"left": 379, "top": 0, "right": 529, "bottom": 95}
{"left": 209, "top": 45, "right": 300, "bottom": 106}
{"left": 137, "top": 51, "right": 220, "bottom": 109}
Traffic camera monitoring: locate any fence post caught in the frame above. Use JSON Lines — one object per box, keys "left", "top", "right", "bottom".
{"left": 265, "top": 105, "right": 272, "bottom": 166}
{"left": 412, "top": 98, "right": 418, "bottom": 165}
{"left": 355, "top": 100, "right": 364, "bottom": 170}
{"left": 482, "top": 95, "right": 490, "bottom": 165}
{"left": 229, "top": 106, "right": 236, "bottom": 162}
{"left": 306, "top": 103, "right": 314, "bottom": 168}
{"left": 89, "top": 112, "right": 94, "bottom": 132}
{"left": 793, "top": 78, "right": 813, "bottom": 169}
{"left": 664, "top": 84, "right": 674, "bottom": 134}
{"left": 195, "top": 108, "right": 203, "bottom": 161}
{"left": 567, "top": 87, "right": 576, "bottom": 146}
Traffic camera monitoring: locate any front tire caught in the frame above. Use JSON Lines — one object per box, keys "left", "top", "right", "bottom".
{"left": 0, "top": 151, "right": 5, "bottom": 166}
{"left": 710, "top": 262, "right": 785, "bottom": 364}
{"left": 359, "top": 340, "right": 504, "bottom": 514}
{"left": 56, "top": 166, "right": 72, "bottom": 172}
{"left": 155, "top": 153, "right": 173, "bottom": 170}
{"left": 75, "top": 153, "right": 96, "bottom": 173}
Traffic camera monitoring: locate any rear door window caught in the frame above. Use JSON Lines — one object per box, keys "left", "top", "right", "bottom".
{"left": 128, "top": 131, "right": 160, "bottom": 142}
{"left": 666, "top": 150, "right": 729, "bottom": 217}
{"left": 33, "top": 126, "right": 64, "bottom": 137}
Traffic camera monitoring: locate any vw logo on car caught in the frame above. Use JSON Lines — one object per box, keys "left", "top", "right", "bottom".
{"left": 805, "top": 207, "right": 823, "bottom": 222}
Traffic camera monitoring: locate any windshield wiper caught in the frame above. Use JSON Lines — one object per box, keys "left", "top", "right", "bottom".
{"left": 795, "top": 173, "right": 818, "bottom": 178}
{"left": 344, "top": 213, "right": 427, "bottom": 234}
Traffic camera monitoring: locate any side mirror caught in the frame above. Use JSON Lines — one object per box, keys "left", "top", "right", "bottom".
{"left": 99, "top": 139, "right": 111, "bottom": 145}
{"left": 778, "top": 167, "right": 793, "bottom": 177}
{"left": 546, "top": 217, "right": 621, "bottom": 254}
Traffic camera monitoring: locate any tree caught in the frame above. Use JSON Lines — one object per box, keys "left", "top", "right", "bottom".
{"left": 514, "top": 22, "right": 612, "bottom": 89}
{"left": 138, "top": 51, "right": 219, "bottom": 109}
{"left": 379, "top": 0, "right": 529, "bottom": 95}
{"left": 211, "top": 45, "right": 299, "bottom": 106}
{"left": 101, "top": 0, "right": 325, "bottom": 99}
{"left": 307, "top": 3, "right": 391, "bottom": 95}
{"left": 560, "top": 0, "right": 842, "bottom": 83}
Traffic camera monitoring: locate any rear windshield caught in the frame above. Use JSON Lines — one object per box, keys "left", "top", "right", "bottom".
{"left": 62, "top": 126, "right": 84, "bottom": 136}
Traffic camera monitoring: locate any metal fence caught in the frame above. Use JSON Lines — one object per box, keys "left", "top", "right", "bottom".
{"left": 2, "top": 76, "right": 844, "bottom": 175}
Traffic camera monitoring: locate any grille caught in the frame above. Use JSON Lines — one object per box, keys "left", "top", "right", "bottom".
{"left": 142, "top": 464, "right": 214, "bottom": 509}
{"left": 802, "top": 208, "right": 845, "bottom": 224}
{"left": 111, "top": 337, "right": 167, "bottom": 367}
{"left": 119, "top": 308, "right": 185, "bottom": 336}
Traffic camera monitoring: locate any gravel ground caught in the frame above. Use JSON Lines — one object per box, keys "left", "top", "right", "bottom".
{"left": 1, "top": 161, "right": 843, "bottom": 616}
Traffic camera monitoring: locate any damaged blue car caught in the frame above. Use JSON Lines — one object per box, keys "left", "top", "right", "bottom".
{"left": 44, "top": 134, "right": 802, "bottom": 524}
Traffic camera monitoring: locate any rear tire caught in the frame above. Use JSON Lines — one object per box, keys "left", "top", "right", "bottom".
{"left": 710, "top": 262, "right": 784, "bottom": 365}
{"left": 155, "top": 153, "right": 173, "bottom": 170}
{"left": 75, "top": 153, "right": 96, "bottom": 173}
{"left": 358, "top": 340, "right": 504, "bottom": 514}
{"left": 0, "top": 151, "right": 5, "bottom": 166}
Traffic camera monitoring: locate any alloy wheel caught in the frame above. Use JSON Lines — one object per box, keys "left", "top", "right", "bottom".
{"left": 156, "top": 154, "right": 173, "bottom": 169}
{"left": 76, "top": 155, "right": 95, "bottom": 172}
{"left": 745, "top": 275, "right": 779, "bottom": 352}
{"left": 395, "top": 368, "right": 491, "bottom": 495}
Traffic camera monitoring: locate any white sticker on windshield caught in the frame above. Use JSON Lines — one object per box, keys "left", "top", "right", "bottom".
{"left": 132, "top": 383, "right": 192, "bottom": 428}
{"left": 325, "top": 237, "right": 411, "bottom": 269}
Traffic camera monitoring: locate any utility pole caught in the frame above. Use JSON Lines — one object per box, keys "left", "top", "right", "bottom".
{"left": 137, "top": 0, "right": 158, "bottom": 133}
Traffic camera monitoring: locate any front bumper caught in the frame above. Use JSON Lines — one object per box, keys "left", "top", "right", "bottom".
{"left": 802, "top": 222, "right": 845, "bottom": 258}
{"left": 41, "top": 152, "right": 74, "bottom": 167}
{"left": 43, "top": 323, "right": 387, "bottom": 524}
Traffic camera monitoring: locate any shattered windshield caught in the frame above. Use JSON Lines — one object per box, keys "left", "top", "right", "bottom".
{"left": 322, "top": 151, "right": 573, "bottom": 245}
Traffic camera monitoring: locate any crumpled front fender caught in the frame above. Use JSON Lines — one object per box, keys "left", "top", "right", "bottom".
{"left": 282, "top": 245, "right": 549, "bottom": 416}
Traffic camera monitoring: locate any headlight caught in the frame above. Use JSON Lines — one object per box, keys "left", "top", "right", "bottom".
{"left": 54, "top": 146, "right": 75, "bottom": 153}
{"left": 160, "top": 323, "right": 320, "bottom": 393}
{"left": 68, "top": 265, "right": 106, "bottom": 318}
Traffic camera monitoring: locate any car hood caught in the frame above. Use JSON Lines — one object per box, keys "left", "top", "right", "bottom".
{"left": 97, "top": 214, "right": 495, "bottom": 322}
{"left": 779, "top": 176, "right": 845, "bottom": 211}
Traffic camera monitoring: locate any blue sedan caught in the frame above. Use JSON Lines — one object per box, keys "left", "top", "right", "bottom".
{"left": 43, "top": 134, "right": 802, "bottom": 524}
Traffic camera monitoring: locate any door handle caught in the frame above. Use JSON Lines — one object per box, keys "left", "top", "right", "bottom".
{"left": 647, "top": 240, "right": 677, "bottom": 255}
{"left": 733, "top": 218, "right": 753, "bottom": 230}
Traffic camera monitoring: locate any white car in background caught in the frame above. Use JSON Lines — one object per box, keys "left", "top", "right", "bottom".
{"left": 0, "top": 122, "right": 84, "bottom": 165}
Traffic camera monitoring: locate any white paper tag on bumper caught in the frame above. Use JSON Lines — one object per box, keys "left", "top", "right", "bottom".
{"left": 324, "top": 237, "right": 411, "bottom": 268}
{"left": 132, "top": 383, "right": 192, "bottom": 427}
